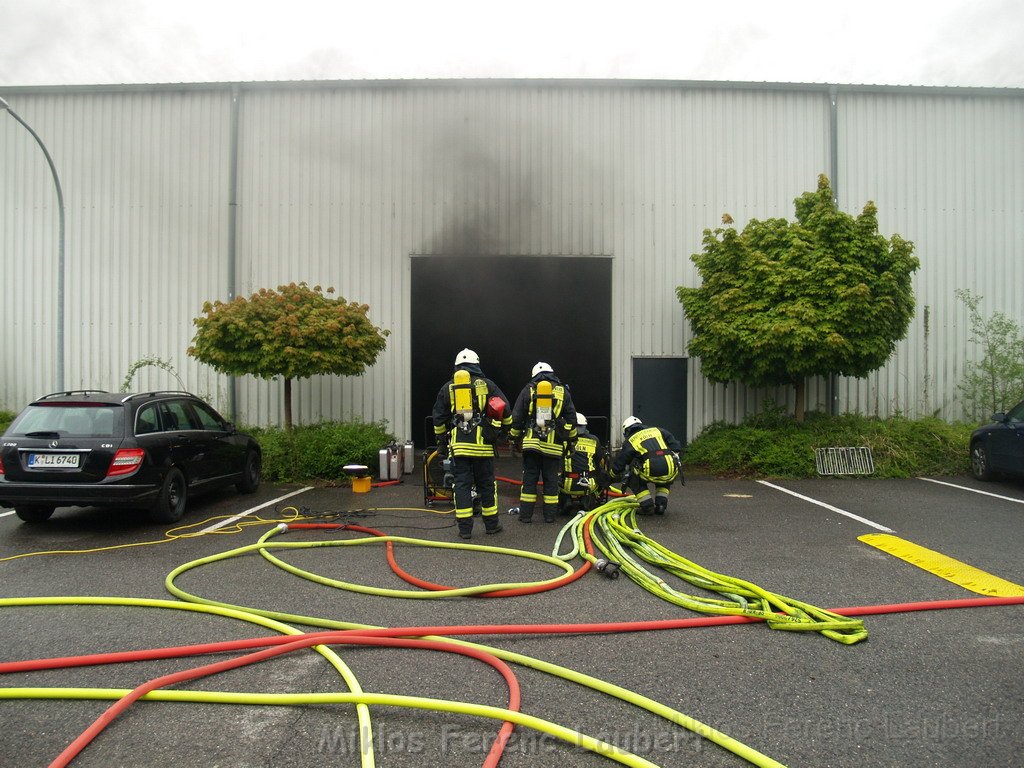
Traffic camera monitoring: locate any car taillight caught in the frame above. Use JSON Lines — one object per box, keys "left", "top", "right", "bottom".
{"left": 106, "top": 448, "right": 145, "bottom": 478}
{"left": 0, "top": 455, "right": 4, "bottom": 476}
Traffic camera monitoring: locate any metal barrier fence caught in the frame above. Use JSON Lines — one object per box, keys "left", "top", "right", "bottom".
{"left": 814, "top": 446, "right": 875, "bottom": 476}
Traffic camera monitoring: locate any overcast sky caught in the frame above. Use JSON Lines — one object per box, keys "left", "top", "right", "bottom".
{"left": 2, "top": 0, "right": 1023, "bottom": 88}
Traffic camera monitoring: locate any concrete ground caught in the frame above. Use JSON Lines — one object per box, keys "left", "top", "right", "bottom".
{"left": 0, "top": 457, "right": 1022, "bottom": 767}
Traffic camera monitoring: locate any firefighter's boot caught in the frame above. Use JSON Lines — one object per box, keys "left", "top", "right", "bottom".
{"left": 518, "top": 501, "right": 534, "bottom": 524}
{"left": 457, "top": 517, "right": 473, "bottom": 539}
{"left": 484, "top": 515, "right": 503, "bottom": 535}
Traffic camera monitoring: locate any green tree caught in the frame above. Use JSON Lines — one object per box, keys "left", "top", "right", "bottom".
{"left": 955, "top": 289, "right": 1024, "bottom": 421}
{"left": 188, "top": 282, "right": 389, "bottom": 430}
{"left": 677, "top": 175, "right": 919, "bottom": 421}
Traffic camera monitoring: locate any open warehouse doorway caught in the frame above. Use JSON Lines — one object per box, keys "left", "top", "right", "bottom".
{"left": 410, "top": 256, "right": 612, "bottom": 447}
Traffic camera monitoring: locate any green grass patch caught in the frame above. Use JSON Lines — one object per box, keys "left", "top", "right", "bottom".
{"left": 684, "top": 410, "right": 975, "bottom": 479}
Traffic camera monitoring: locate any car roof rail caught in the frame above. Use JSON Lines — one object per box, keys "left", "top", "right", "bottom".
{"left": 120, "top": 390, "right": 197, "bottom": 403}
{"left": 37, "top": 389, "right": 112, "bottom": 400}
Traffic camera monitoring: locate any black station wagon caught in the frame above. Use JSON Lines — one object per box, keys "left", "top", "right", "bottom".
{"left": 0, "top": 390, "right": 261, "bottom": 523}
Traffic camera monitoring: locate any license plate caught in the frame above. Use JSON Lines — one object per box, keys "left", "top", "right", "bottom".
{"left": 28, "top": 453, "right": 80, "bottom": 468}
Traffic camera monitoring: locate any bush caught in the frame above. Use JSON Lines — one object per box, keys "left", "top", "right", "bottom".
{"left": 685, "top": 412, "right": 974, "bottom": 479}
{"left": 955, "top": 289, "right": 1024, "bottom": 421}
{"left": 246, "top": 420, "right": 395, "bottom": 483}
{"left": 0, "top": 410, "right": 15, "bottom": 433}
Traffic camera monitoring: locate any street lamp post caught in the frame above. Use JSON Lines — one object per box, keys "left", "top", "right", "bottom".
{"left": 0, "top": 96, "right": 66, "bottom": 389}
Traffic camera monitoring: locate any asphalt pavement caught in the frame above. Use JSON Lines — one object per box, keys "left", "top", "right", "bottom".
{"left": 1, "top": 459, "right": 1022, "bottom": 768}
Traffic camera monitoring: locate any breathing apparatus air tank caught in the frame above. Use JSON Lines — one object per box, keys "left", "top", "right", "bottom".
{"left": 535, "top": 380, "right": 553, "bottom": 434}
{"left": 453, "top": 369, "right": 474, "bottom": 429}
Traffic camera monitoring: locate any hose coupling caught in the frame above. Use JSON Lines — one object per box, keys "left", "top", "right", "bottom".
{"left": 595, "top": 558, "right": 621, "bottom": 579}
{"left": 277, "top": 523, "right": 289, "bottom": 533}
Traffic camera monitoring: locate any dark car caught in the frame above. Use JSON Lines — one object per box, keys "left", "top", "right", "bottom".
{"left": 969, "top": 398, "right": 1024, "bottom": 481}
{"left": 0, "top": 390, "right": 261, "bottom": 523}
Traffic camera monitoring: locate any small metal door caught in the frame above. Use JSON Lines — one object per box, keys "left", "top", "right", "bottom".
{"left": 631, "top": 357, "right": 687, "bottom": 446}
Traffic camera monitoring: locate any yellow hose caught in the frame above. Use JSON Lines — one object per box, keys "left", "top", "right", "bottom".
{"left": 0, "top": 596, "right": 379, "bottom": 768}
{"left": 0, "top": 687, "right": 660, "bottom": 768}
{"left": 164, "top": 545, "right": 786, "bottom": 767}
{"left": 0, "top": 528, "right": 789, "bottom": 768}
{"left": 566, "top": 501, "right": 867, "bottom": 644}
{"left": 243, "top": 527, "right": 575, "bottom": 598}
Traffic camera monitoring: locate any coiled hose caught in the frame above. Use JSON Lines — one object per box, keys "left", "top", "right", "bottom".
{"left": 556, "top": 498, "right": 868, "bottom": 644}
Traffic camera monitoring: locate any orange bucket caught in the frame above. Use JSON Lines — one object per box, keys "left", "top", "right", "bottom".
{"left": 352, "top": 476, "right": 371, "bottom": 493}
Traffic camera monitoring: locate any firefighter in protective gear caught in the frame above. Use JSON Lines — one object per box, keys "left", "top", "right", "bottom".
{"left": 432, "top": 349, "right": 512, "bottom": 539}
{"left": 509, "top": 362, "right": 578, "bottom": 523}
{"left": 611, "top": 416, "right": 683, "bottom": 515}
{"left": 558, "top": 412, "right": 607, "bottom": 516}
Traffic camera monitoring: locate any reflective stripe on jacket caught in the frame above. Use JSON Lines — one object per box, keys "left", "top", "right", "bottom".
{"left": 614, "top": 426, "right": 680, "bottom": 482}
{"left": 510, "top": 381, "right": 577, "bottom": 457}
{"left": 432, "top": 370, "right": 511, "bottom": 458}
{"left": 563, "top": 433, "right": 601, "bottom": 475}
{"left": 560, "top": 432, "right": 602, "bottom": 496}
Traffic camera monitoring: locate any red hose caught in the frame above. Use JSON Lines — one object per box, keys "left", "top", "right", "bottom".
{"left": 827, "top": 595, "right": 1024, "bottom": 616}
{"left": 22, "top": 520, "right": 1023, "bottom": 764}
{"left": 47, "top": 632, "right": 520, "bottom": 768}
{"left": 256, "top": 522, "right": 596, "bottom": 597}
{"left": 340, "top": 522, "right": 594, "bottom": 597}
{"left": 7, "top": 595, "right": 1023, "bottom": 677}
{"left": 327, "top": 595, "right": 1024, "bottom": 640}
{"left": 23, "top": 518, "right": 1024, "bottom": 765}
{"left": 34, "top": 594, "right": 1024, "bottom": 766}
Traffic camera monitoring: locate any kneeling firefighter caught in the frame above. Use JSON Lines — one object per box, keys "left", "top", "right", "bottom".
{"left": 610, "top": 416, "right": 683, "bottom": 515}
{"left": 558, "top": 412, "right": 607, "bottom": 516}
{"left": 432, "top": 349, "right": 512, "bottom": 539}
{"left": 509, "top": 362, "right": 578, "bottom": 523}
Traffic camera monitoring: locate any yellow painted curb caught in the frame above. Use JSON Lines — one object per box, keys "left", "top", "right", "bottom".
{"left": 859, "top": 534, "right": 1024, "bottom": 597}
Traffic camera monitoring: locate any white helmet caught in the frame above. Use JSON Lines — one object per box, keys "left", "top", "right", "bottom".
{"left": 455, "top": 348, "right": 479, "bottom": 366}
{"left": 622, "top": 416, "right": 642, "bottom": 435}
{"left": 532, "top": 361, "right": 553, "bottom": 377}
{"left": 576, "top": 413, "right": 588, "bottom": 427}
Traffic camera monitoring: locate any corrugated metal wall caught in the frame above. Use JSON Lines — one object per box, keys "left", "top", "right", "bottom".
{"left": 836, "top": 91, "right": 1024, "bottom": 420}
{"left": 2, "top": 81, "right": 1022, "bottom": 441}
{"left": 1, "top": 88, "right": 234, "bottom": 409}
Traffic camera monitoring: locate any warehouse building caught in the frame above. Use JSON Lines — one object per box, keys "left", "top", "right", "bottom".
{"left": 2, "top": 79, "right": 1022, "bottom": 445}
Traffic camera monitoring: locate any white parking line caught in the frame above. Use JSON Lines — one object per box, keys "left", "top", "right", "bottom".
{"left": 200, "top": 486, "right": 314, "bottom": 533}
{"left": 918, "top": 477, "right": 1024, "bottom": 504}
{"left": 2, "top": 488, "right": 316, "bottom": 527}
{"left": 756, "top": 480, "right": 894, "bottom": 532}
